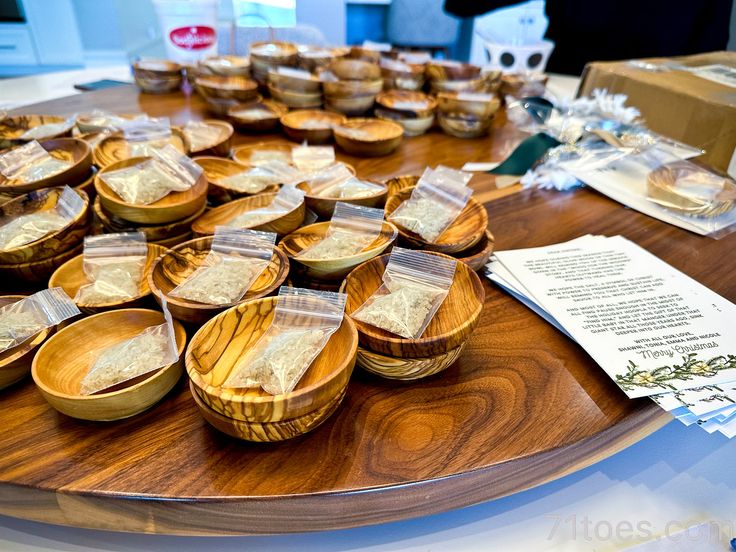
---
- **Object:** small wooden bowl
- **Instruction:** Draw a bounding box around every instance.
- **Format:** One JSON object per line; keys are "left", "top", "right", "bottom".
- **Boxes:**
{"left": 385, "top": 174, "right": 419, "bottom": 198}
{"left": 344, "top": 250, "right": 485, "bottom": 357}
{"left": 453, "top": 229, "right": 495, "bottom": 272}
{"left": 280, "top": 110, "right": 346, "bottom": 144}
{"left": 297, "top": 45, "right": 349, "bottom": 71}
{"left": 92, "top": 128, "right": 188, "bottom": 168}
{"left": 436, "top": 92, "right": 501, "bottom": 119}
{"left": 227, "top": 100, "right": 288, "bottom": 132}
{"left": 374, "top": 108, "right": 434, "bottom": 137}
{"left": 375, "top": 90, "right": 436, "bottom": 117}
{"left": 334, "top": 118, "right": 403, "bottom": 157}
{"left": 32, "top": 308, "right": 186, "bottom": 421}
{"left": 132, "top": 60, "right": 183, "bottom": 94}
{"left": 76, "top": 113, "right": 134, "bottom": 134}
{"left": 250, "top": 41, "right": 298, "bottom": 65}
{"left": 328, "top": 59, "right": 381, "bottom": 80}
{"left": 324, "top": 94, "right": 377, "bottom": 117}
{"left": 348, "top": 46, "right": 382, "bottom": 63}
{"left": 195, "top": 76, "right": 259, "bottom": 102}
{"left": 426, "top": 60, "right": 481, "bottom": 81}
{"left": 437, "top": 112, "right": 493, "bottom": 139}
{"left": 0, "top": 138, "right": 92, "bottom": 195}
{"left": 200, "top": 55, "right": 251, "bottom": 77}
{"left": 49, "top": 243, "right": 168, "bottom": 314}
{"left": 203, "top": 96, "right": 247, "bottom": 117}
{"left": 148, "top": 236, "right": 289, "bottom": 325}
{"left": 0, "top": 187, "right": 90, "bottom": 264}
{"left": 323, "top": 79, "right": 383, "bottom": 98}
{"left": 280, "top": 220, "right": 397, "bottom": 280}
{"left": 152, "top": 232, "right": 192, "bottom": 248}
{"left": 186, "top": 295, "right": 357, "bottom": 429}
{"left": 0, "top": 115, "right": 74, "bottom": 149}
{"left": 301, "top": 179, "right": 388, "bottom": 219}
{"left": 185, "top": 119, "right": 233, "bottom": 157}
{"left": 193, "top": 156, "right": 274, "bottom": 203}
{"left": 430, "top": 76, "right": 492, "bottom": 95}
{"left": 267, "top": 84, "right": 322, "bottom": 109}
{"left": 0, "top": 295, "right": 54, "bottom": 390}
{"left": 0, "top": 240, "right": 82, "bottom": 285}
{"left": 231, "top": 141, "right": 293, "bottom": 166}
{"left": 74, "top": 167, "right": 97, "bottom": 200}
{"left": 385, "top": 186, "right": 487, "bottom": 253}
{"left": 356, "top": 341, "right": 466, "bottom": 380}
{"left": 268, "top": 68, "right": 322, "bottom": 93}
{"left": 95, "top": 157, "right": 208, "bottom": 224}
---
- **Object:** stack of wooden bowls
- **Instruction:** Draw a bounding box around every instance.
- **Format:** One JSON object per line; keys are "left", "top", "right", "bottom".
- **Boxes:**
{"left": 297, "top": 45, "right": 349, "bottom": 71}
{"left": 249, "top": 41, "right": 298, "bottom": 85}
{"left": 194, "top": 75, "right": 260, "bottom": 116}
{"left": 132, "top": 60, "right": 183, "bottom": 94}
{"left": 267, "top": 67, "right": 323, "bottom": 109}
{"left": 321, "top": 59, "right": 383, "bottom": 116}
{"left": 227, "top": 99, "right": 289, "bottom": 133}
{"left": 426, "top": 61, "right": 501, "bottom": 95}
{"left": 185, "top": 296, "right": 359, "bottom": 441}
{"left": 379, "top": 57, "right": 425, "bottom": 91}
{"left": 436, "top": 92, "right": 501, "bottom": 138}
{"left": 374, "top": 90, "right": 437, "bottom": 136}
{"left": 0, "top": 115, "right": 75, "bottom": 149}
{"left": 199, "top": 55, "right": 251, "bottom": 78}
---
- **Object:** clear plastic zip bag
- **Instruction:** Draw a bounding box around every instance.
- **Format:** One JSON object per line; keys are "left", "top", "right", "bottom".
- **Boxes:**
{"left": 78, "top": 109, "right": 129, "bottom": 131}
{"left": 79, "top": 299, "right": 179, "bottom": 395}
{"left": 227, "top": 184, "right": 305, "bottom": 228}
{"left": 120, "top": 116, "right": 173, "bottom": 157}
{"left": 352, "top": 247, "right": 456, "bottom": 338}
{"left": 292, "top": 144, "right": 335, "bottom": 172}
{"left": 0, "top": 186, "right": 85, "bottom": 251}
{"left": 170, "top": 227, "right": 277, "bottom": 305}
{"left": 183, "top": 121, "right": 225, "bottom": 152}
{"left": 0, "top": 288, "right": 80, "bottom": 354}
{"left": 219, "top": 160, "right": 302, "bottom": 194}
{"left": 74, "top": 232, "right": 148, "bottom": 305}
{"left": 19, "top": 114, "right": 76, "bottom": 141}
{"left": 223, "top": 287, "right": 347, "bottom": 395}
{"left": 0, "top": 140, "right": 72, "bottom": 184}
{"left": 298, "top": 202, "right": 385, "bottom": 260}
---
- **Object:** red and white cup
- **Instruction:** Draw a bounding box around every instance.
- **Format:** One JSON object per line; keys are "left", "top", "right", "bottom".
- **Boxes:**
{"left": 153, "top": 0, "right": 219, "bottom": 63}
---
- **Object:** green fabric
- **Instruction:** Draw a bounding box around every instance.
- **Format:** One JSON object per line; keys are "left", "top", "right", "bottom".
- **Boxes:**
{"left": 490, "top": 133, "right": 561, "bottom": 176}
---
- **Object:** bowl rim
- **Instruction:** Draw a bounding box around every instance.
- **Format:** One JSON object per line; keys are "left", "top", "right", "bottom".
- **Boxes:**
{"left": 267, "top": 83, "right": 323, "bottom": 100}
{"left": 226, "top": 99, "right": 288, "bottom": 123}
{"left": 194, "top": 75, "right": 258, "bottom": 92}
{"left": 301, "top": 176, "right": 387, "bottom": 202}
{"left": 375, "top": 90, "right": 437, "bottom": 113}
{"left": 0, "top": 115, "right": 76, "bottom": 141}
{"left": 280, "top": 109, "right": 346, "bottom": 130}
{"left": 231, "top": 141, "right": 294, "bottom": 165}
{"left": 333, "top": 117, "right": 404, "bottom": 143}
{"left": 185, "top": 119, "right": 234, "bottom": 154}
{"left": 0, "top": 294, "right": 53, "bottom": 368}
{"left": 0, "top": 137, "right": 92, "bottom": 191}
{"left": 249, "top": 40, "right": 298, "bottom": 59}
{"left": 133, "top": 59, "right": 182, "bottom": 72}
{"left": 92, "top": 129, "right": 188, "bottom": 167}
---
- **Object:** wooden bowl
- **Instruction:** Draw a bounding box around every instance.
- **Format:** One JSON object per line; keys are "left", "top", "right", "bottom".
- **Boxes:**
{"left": 92, "top": 128, "right": 188, "bottom": 168}
{"left": 385, "top": 186, "right": 487, "bottom": 253}
{"left": 297, "top": 45, "right": 349, "bottom": 71}
{"left": 250, "top": 41, "right": 298, "bottom": 64}
{"left": 148, "top": 236, "right": 289, "bottom": 325}
{"left": 203, "top": 96, "right": 247, "bottom": 117}
{"left": 152, "top": 232, "right": 192, "bottom": 248}
{"left": 76, "top": 113, "right": 134, "bottom": 134}
{"left": 186, "top": 295, "right": 357, "bottom": 428}
{"left": 95, "top": 157, "right": 208, "bottom": 224}
{"left": 280, "top": 220, "right": 397, "bottom": 280}
{"left": 200, "top": 55, "right": 251, "bottom": 77}
{"left": 454, "top": 229, "right": 495, "bottom": 272}
{"left": 132, "top": 60, "right": 183, "bottom": 94}
{"left": 380, "top": 59, "right": 425, "bottom": 90}
{"left": 430, "top": 76, "right": 492, "bottom": 95}
{"left": 348, "top": 46, "right": 382, "bottom": 63}
{"left": 437, "top": 112, "right": 493, "bottom": 139}
{"left": 0, "top": 187, "right": 90, "bottom": 264}
{"left": 344, "top": 251, "right": 485, "bottom": 357}
{"left": 0, "top": 240, "right": 82, "bottom": 285}
{"left": 231, "top": 140, "right": 294, "bottom": 166}
{"left": 185, "top": 119, "right": 233, "bottom": 157}
{"left": 374, "top": 108, "right": 434, "bottom": 137}
{"left": 500, "top": 72, "right": 548, "bottom": 98}
{"left": 195, "top": 76, "right": 259, "bottom": 102}
{"left": 328, "top": 59, "right": 381, "bottom": 80}
{"left": 375, "top": 90, "right": 436, "bottom": 117}
{"left": 32, "top": 309, "right": 186, "bottom": 421}
{"left": 322, "top": 79, "right": 383, "bottom": 98}
{"left": 385, "top": 174, "right": 419, "bottom": 198}
{"left": 324, "top": 94, "right": 377, "bottom": 116}
{"left": 356, "top": 341, "right": 466, "bottom": 380}
{"left": 74, "top": 166, "right": 98, "bottom": 200}
{"left": 194, "top": 156, "right": 275, "bottom": 203}
{"left": 301, "top": 179, "right": 388, "bottom": 219}
{"left": 0, "top": 115, "right": 74, "bottom": 149}
{"left": 227, "top": 100, "right": 288, "bottom": 132}
{"left": 0, "top": 138, "right": 92, "bottom": 195}
{"left": 280, "top": 110, "right": 346, "bottom": 144}
{"left": 0, "top": 295, "right": 54, "bottom": 390}
{"left": 267, "top": 84, "right": 322, "bottom": 109}
{"left": 334, "top": 118, "right": 403, "bottom": 157}
{"left": 426, "top": 60, "right": 481, "bottom": 81}
{"left": 436, "top": 92, "right": 501, "bottom": 119}
{"left": 268, "top": 67, "right": 322, "bottom": 93}
{"left": 49, "top": 243, "right": 168, "bottom": 314}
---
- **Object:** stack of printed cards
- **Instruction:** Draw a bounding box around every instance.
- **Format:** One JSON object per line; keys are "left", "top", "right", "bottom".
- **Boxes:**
{"left": 486, "top": 235, "right": 736, "bottom": 437}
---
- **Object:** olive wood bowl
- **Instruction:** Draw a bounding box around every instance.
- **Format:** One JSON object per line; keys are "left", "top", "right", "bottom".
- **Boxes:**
{"left": 374, "top": 108, "right": 434, "bottom": 137}
{"left": 76, "top": 113, "right": 134, "bottom": 134}
{"left": 185, "top": 119, "right": 233, "bottom": 157}
{"left": 132, "top": 60, "right": 183, "bottom": 93}
{"left": 324, "top": 94, "right": 377, "bottom": 117}
{"left": 193, "top": 156, "right": 277, "bottom": 204}
{"left": 280, "top": 110, "right": 346, "bottom": 144}
{"left": 385, "top": 174, "right": 419, "bottom": 198}
{"left": 323, "top": 78, "right": 383, "bottom": 98}
{"left": 0, "top": 115, "right": 74, "bottom": 149}
{"left": 375, "top": 90, "right": 437, "bottom": 117}
{"left": 356, "top": 341, "right": 467, "bottom": 380}
{"left": 249, "top": 41, "right": 298, "bottom": 65}
{"left": 301, "top": 178, "right": 387, "bottom": 219}
{"left": 92, "top": 128, "right": 188, "bottom": 168}
{"left": 268, "top": 67, "right": 322, "bottom": 93}
{"left": 437, "top": 112, "right": 493, "bottom": 139}
{"left": 227, "top": 100, "right": 288, "bottom": 132}
{"left": 426, "top": 60, "right": 481, "bottom": 81}
{"left": 454, "top": 229, "right": 495, "bottom": 272}
{"left": 0, "top": 241, "right": 82, "bottom": 284}
{"left": 195, "top": 76, "right": 259, "bottom": 102}
{"left": 436, "top": 92, "right": 501, "bottom": 119}
{"left": 200, "top": 55, "right": 251, "bottom": 77}
{"left": 267, "top": 85, "right": 322, "bottom": 109}
{"left": 334, "top": 118, "right": 403, "bottom": 157}
{"left": 152, "top": 232, "right": 192, "bottom": 248}
{"left": 328, "top": 59, "right": 381, "bottom": 80}
{"left": 297, "top": 45, "right": 349, "bottom": 71}
{"left": 231, "top": 140, "right": 293, "bottom": 166}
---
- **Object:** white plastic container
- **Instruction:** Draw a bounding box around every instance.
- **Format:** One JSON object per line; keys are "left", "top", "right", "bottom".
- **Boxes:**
{"left": 153, "top": 0, "right": 219, "bottom": 63}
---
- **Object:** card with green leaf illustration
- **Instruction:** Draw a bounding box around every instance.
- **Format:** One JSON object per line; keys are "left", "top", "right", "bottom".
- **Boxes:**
{"left": 656, "top": 383, "right": 736, "bottom": 416}
{"left": 493, "top": 235, "right": 736, "bottom": 398}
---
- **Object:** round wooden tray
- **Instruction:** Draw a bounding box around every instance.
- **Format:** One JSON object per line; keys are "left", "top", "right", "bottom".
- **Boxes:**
{"left": 0, "top": 87, "right": 698, "bottom": 536}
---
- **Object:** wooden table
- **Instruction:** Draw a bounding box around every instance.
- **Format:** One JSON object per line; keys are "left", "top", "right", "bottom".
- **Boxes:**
{"left": 3, "top": 85, "right": 726, "bottom": 536}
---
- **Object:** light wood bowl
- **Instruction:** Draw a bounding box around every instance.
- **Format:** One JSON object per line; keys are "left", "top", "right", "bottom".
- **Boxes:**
{"left": 250, "top": 41, "right": 298, "bottom": 65}
{"left": 436, "top": 92, "right": 501, "bottom": 119}
{"left": 356, "top": 341, "right": 466, "bottom": 380}
{"left": 280, "top": 220, "right": 397, "bottom": 280}
{"left": 323, "top": 79, "right": 383, "bottom": 98}
{"left": 385, "top": 174, "right": 419, "bottom": 198}
{"left": 95, "top": 156, "right": 208, "bottom": 224}
{"left": 132, "top": 60, "right": 183, "bottom": 94}
{"left": 301, "top": 178, "right": 387, "bottom": 219}
{"left": 148, "top": 236, "right": 289, "bottom": 325}
{"left": 186, "top": 295, "right": 357, "bottom": 428}
{"left": 385, "top": 186, "right": 487, "bottom": 253}
{"left": 0, "top": 295, "right": 54, "bottom": 390}
{"left": 49, "top": 243, "right": 168, "bottom": 314}
{"left": 324, "top": 94, "right": 377, "bottom": 116}
{"left": 0, "top": 187, "right": 90, "bottom": 264}
{"left": 267, "top": 84, "right": 322, "bottom": 109}
{"left": 454, "top": 229, "right": 495, "bottom": 272}
{"left": 194, "top": 156, "right": 275, "bottom": 204}
{"left": 32, "top": 308, "right": 186, "bottom": 421}
{"left": 374, "top": 108, "right": 434, "bottom": 137}
{"left": 426, "top": 60, "right": 481, "bottom": 81}
{"left": 227, "top": 100, "right": 288, "bottom": 132}
{"left": 500, "top": 72, "right": 548, "bottom": 98}
{"left": 92, "top": 128, "right": 188, "bottom": 168}
{"left": 430, "top": 76, "right": 494, "bottom": 95}
{"left": 344, "top": 250, "right": 484, "bottom": 357}
{"left": 280, "top": 110, "right": 346, "bottom": 144}
{"left": 297, "top": 45, "right": 349, "bottom": 71}
{"left": 328, "top": 59, "right": 381, "bottom": 80}
{"left": 334, "top": 118, "right": 403, "bottom": 157}
{"left": 268, "top": 68, "right": 322, "bottom": 93}
{"left": 200, "top": 55, "right": 251, "bottom": 77}
{"left": 375, "top": 90, "right": 436, "bottom": 117}
{"left": 0, "top": 115, "right": 74, "bottom": 149}
{"left": 437, "top": 112, "right": 493, "bottom": 139}
{"left": 381, "top": 73, "right": 425, "bottom": 91}
{"left": 0, "top": 241, "right": 82, "bottom": 285}
{"left": 74, "top": 166, "right": 97, "bottom": 201}
{"left": 0, "top": 138, "right": 92, "bottom": 195}
{"left": 231, "top": 140, "right": 293, "bottom": 166}
{"left": 195, "top": 75, "right": 259, "bottom": 102}
{"left": 185, "top": 119, "right": 233, "bottom": 157}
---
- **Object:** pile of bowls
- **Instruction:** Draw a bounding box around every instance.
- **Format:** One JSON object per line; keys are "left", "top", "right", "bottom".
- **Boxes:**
{"left": 426, "top": 61, "right": 500, "bottom": 95}
{"left": 379, "top": 57, "right": 425, "bottom": 91}
{"left": 249, "top": 41, "right": 298, "bottom": 85}
{"left": 199, "top": 55, "right": 251, "bottom": 78}
{"left": 297, "top": 45, "right": 349, "bottom": 71}
{"left": 267, "top": 66, "right": 322, "bottom": 109}
{"left": 321, "top": 59, "right": 383, "bottom": 116}
{"left": 435, "top": 91, "right": 501, "bottom": 138}
{"left": 0, "top": 115, "right": 75, "bottom": 149}
{"left": 194, "top": 75, "right": 260, "bottom": 116}
{"left": 375, "top": 90, "right": 436, "bottom": 136}
{"left": 132, "top": 60, "right": 183, "bottom": 94}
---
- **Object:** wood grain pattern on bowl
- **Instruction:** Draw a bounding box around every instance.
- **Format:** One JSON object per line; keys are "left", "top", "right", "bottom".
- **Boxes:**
{"left": 436, "top": 92, "right": 501, "bottom": 119}
{"left": 95, "top": 156, "right": 208, "bottom": 224}
{"left": 267, "top": 85, "right": 322, "bottom": 109}
{"left": 200, "top": 55, "right": 251, "bottom": 77}
{"left": 280, "top": 110, "right": 346, "bottom": 144}
{"left": 148, "top": 236, "right": 289, "bottom": 325}
{"left": 297, "top": 45, "right": 349, "bottom": 71}
{"left": 186, "top": 119, "right": 233, "bottom": 157}
{"left": 0, "top": 115, "right": 74, "bottom": 149}
{"left": 92, "top": 128, "right": 188, "bottom": 168}
{"left": 374, "top": 108, "right": 434, "bottom": 137}
{"left": 426, "top": 60, "right": 481, "bottom": 81}
{"left": 74, "top": 166, "right": 98, "bottom": 201}
{"left": 333, "top": 118, "right": 403, "bottom": 157}
{"left": 195, "top": 76, "right": 259, "bottom": 102}
{"left": 301, "top": 178, "right": 387, "bottom": 219}
{"left": 437, "top": 112, "right": 493, "bottom": 139}
{"left": 328, "top": 59, "right": 381, "bottom": 81}
{"left": 385, "top": 186, "right": 488, "bottom": 253}
{"left": 323, "top": 79, "right": 383, "bottom": 98}
{"left": 132, "top": 60, "right": 183, "bottom": 94}
{"left": 268, "top": 68, "right": 322, "bottom": 93}
{"left": 375, "top": 90, "right": 436, "bottom": 117}
{"left": 453, "top": 229, "right": 495, "bottom": 272}
{"left": 231, "top": 140, "right": 293, "bottom": 166}
{"left": 324, "top": 95, "right": 377, "bottom": 117}
{"left": 185, "top": 295, "right": 358, "bottom": 425}
{"left": 384, "top": 174, "right": 419, "bottom": 198}
{"left": 227, "top": 100, "right": 288, "bottom": 132}
{"left": 193, "top": 156, "right": 277, "bottom": 204}
{"left": 32, "top": 308, "right": 186, "bottom": 421}
{"left": 356, "top": 341, "right": 466, "bottom": 380}
{"left": 250, "top": 41, "right": 298, "bottom": 64}
{"left": 0, "top": 241, "right": 82, "bottom": 285}
{"left": 49, "top": 243, "right": 168, "bottom": 314}
{"left": 0, "top": 187, "right": 89, "bottom": 264}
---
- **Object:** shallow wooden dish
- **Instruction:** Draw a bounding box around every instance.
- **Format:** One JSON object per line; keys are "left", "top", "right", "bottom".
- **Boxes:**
{"left": 436, "top": 92, "right": 501, "bottom": 119}
{"left": 454, "top": 229, "right": 495, "bottom": 272}
{"left": 426, "top": 60, "right": 481, "bottom": 81}
{"left": 194, "top": 156, "right": 277, "bottom": 203}
{"left": 186, "top": 295, "right": 358, "bottom": 426}
{"left": 185, "top": 119, "right": 233, "bottom": 157}
{"left": 430, "top": 76, "right": 493, "bottom": 95}
{"left": 356, "top": 341, "right": 466, "bottom": 380}
{"left": 231, "top": 141, "right": 293, "bottom": 166}
{"left": 280, "top": 110, "right": 346, "bottom": 144}
{"left": 0, "top": 138, "right": 92, "bottom": 195}
{"left": 385, "top": 186, "right": 487, "bottom": 253}
{"left": 438, "top": 112, "right": 493, "bottom": 139}
{"left": 32, "top": 308, "right": 186, "bottom": 421}
{"left": 374, "top": 108, "right": 434, "bottom": 137}
{"left": 344, "top": 250, "right": 485, "bottom": 357}
{"left": 227, "top": 100, "right": 288, "bottom": 132}
{"left": 301, "top": 178, "right": 387, "bottom": 219}
{"left": 0, "top": 295, "right": 54, "bottom": 390}
{"left": 0, "top": 187, "right": 89, "bottom": 264}
{"left": 95, "top": 156, "right": 208, "bottom": 224}
{"left": 92, "top": 128, "right": 188, "bottom": 168}
{"left": 334, "top": 118, "right": 403, "bottom": 157}
{"left": 0, "top": 115, "right": 74, "bottom": 149}
{"left": 323, "top": 79, "right": 383, "bottom": 98}
{"left": 133, "top": 60, "right": 183, "bottom": 94}
{"left": 280, "top": 220, "right": 397, "bottom": 280}
{"left": 0, "top": 240, "right": 81, "bottom": 285}
{"left": 375, "top": 90, "right": 436, "bottom": 117}
{"left": 49, "top": 243, "right": 168, "bottom": 314}
{"left": 328, "top": 59, "right": 381, "bottom": 81}
{"left": 324, "top": 94, "right": 377, "bottom": 116}
{"left": 348, "top": 46, "right": 382, "bottom": 63}
{"left": 191, "top": 190, "right": 305, "bottom": 237}
{"left": 148, "top": 236, "right": 289, "bottom": 325}
{"left": 195, "top": 76, "right": 259, "bottom": 102}
{"left": 250, "top": 41, "right": 298, "bottom": 65}
{"left": 200, "top": 55, "right": 251, "bottom": 77}
{"left": 267, "top": 84, "right": 322, "bottom": 109}
{"left": 268, "top": 68, "right": 321, "bottom": 93}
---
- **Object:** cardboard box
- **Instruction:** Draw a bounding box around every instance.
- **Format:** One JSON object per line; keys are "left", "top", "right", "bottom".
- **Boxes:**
{"left": 578, "top": 52, "right": 736, "bottom": 177}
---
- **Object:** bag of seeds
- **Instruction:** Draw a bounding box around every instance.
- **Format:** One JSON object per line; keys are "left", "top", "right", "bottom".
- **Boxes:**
{"left": 305, "top": 163, "right": 385, "bottom": 199}
{"left": 0, "top": 186, "right": 85, "bottom": 251}
{"left": 100, "top": 144, "right": 202, "bottom": 205}
{"left": 227, "top": 184, "right": 305, "bottom": 229}
{"left": 79, "top": 109, "right": 128, "bottom": 131}
{"left": 79, "top": 300, "right": 179, "bottom": 395}
{"left": 224, "top": 287, "right": 347, "bottom": 395}
{"left": 298, "top": 202, "right": 385, "bottom": 260}
{"left": 352, "top": 247, "right": 456, "bottom": 338}
{"left": 291, "top": 144, "right": 335, "bottom": 172}
{"left": 0, "top": 288, "right": 80, "bottom": 354}
{"left": 219, "top": 160, "right": 302, "bottom": 194}
{"left": 183, "top": 121, "right": 224, "bottom": 152}
{"left": 170, "top": 227, "right": 276, "bottom": 305}
{"left": 120, "top": 116, "right": 172, "bottom": 157}
{"left": 0, "top": 140, "right": 72, "bottom": 184}
{"left": 74, "top": 232, "right": 148, "bottom": 305}
{"left": 19, "top": 114, "right": 76, "bottom": 141}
